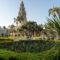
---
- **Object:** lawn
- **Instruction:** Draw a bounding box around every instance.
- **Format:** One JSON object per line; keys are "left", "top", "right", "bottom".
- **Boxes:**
{"left": 0, "top": 39, "right": 60, "bottom": 60}
{"left": 0, "top": 44, "right": 60, "bottom": 60}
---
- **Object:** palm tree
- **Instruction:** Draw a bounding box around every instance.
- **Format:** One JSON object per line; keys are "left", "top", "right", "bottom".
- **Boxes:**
{"left": 47, "top": 16, "right": 60, "bottom": 39}
{"left": 49, "top": 7, "right": 60, "bottom": 18}
{"left": 48, "top": 7, "right": 60, "bottom": 34}
{"left": 45, "top": 23, "right": 57, "bottom": 40}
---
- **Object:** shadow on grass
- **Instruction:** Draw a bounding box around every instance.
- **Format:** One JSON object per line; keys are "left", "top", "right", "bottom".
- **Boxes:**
{"left": 0, "top": 57, "right": 4, "bottom": 60}
{"left": 9, "top": 57, "right": 17, "bottom": 60}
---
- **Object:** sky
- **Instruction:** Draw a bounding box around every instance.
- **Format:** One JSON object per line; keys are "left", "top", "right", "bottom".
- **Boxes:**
{"left": 0, "top": 0, "right": 60, "bottom": 27}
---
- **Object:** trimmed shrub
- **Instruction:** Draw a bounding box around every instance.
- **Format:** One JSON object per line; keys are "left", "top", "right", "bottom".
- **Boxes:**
{"left": 0, "top": 40, "right": 55, "bottom": 52}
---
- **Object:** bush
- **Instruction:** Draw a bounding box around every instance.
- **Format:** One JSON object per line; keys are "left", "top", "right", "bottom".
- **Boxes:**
{"left": 0, "top": 40, "right": 60, "bottom": 60}
{"left": 0, "top": 40, "right": 55, "bottom": 52}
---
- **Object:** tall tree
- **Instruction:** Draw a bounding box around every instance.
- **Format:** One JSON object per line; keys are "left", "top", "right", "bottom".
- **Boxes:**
{"left": 20, "top": 21, "right": 43, "bottom": 36}
{"left": 49, "top": 7, "right": 60, "bottom": 18}
{"left": 47, "top": 7, "right": 60, "bottom": 39}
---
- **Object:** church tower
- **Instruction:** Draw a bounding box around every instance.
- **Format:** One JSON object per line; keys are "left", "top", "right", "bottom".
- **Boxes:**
{"left": 16, "top": 1, "right": 27, "bottom": 28}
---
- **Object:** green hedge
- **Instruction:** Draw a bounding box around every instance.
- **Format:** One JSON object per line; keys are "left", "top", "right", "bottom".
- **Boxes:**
{"left": 0, "top": 38, "right": 13, "bottom": 43}
{"left": 0, "top": 40, "right": 56, "bottom": 52}
{"left": 0, "top": 45, "right": 60, "bottom": 60}
{"left": 0, "top": 40, "right": 60, "bottom": 60}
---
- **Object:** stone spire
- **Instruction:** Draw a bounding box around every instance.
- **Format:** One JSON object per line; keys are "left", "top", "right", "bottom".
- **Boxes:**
{"left": 16, "top": 1, "right": 27, "bottom": 28}
{"left": 18, "top": 1, "right": 27, "bottom": 22}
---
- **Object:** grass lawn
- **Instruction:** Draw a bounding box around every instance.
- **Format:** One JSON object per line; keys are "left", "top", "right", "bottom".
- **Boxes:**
{"left": 0, "top": 45, "right": 59, "bottom": 60}
{"left": 0, "top": 38, "right": 60, "bottom": 60}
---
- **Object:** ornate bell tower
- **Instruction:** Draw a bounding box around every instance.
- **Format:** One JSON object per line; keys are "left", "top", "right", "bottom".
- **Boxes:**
{"left": 16, "top": 0, "right": 27, "bottom": 28}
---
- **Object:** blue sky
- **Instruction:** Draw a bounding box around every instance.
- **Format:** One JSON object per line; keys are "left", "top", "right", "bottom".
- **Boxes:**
{"left": 0, "top": 0, "right": 60, "bottom": 27}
